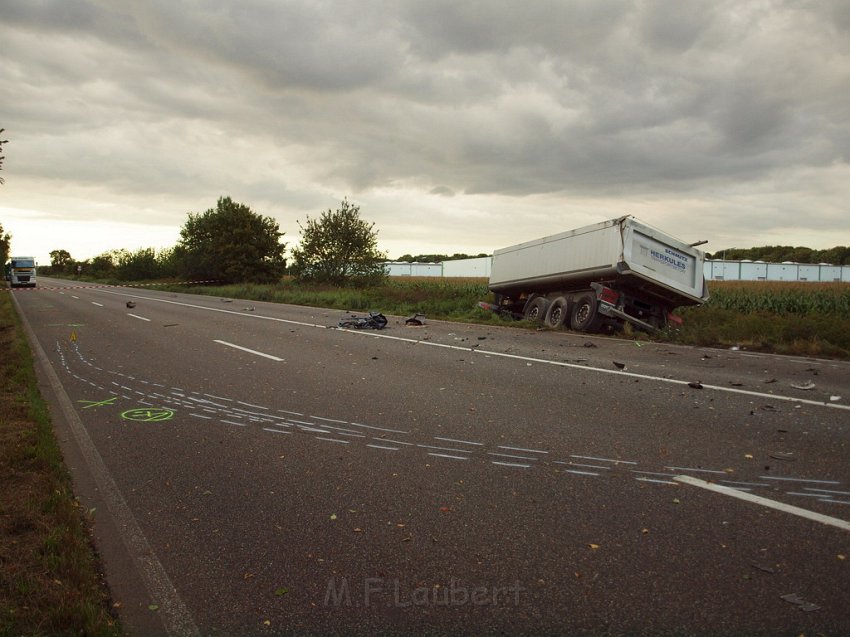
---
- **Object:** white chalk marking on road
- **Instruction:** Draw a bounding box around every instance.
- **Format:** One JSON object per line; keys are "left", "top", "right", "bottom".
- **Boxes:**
{"left": 297, "top": 426, "right": 333, "bottom": 434}
{"left": 204, "top": 393, "right": 232, "bottom": 402}
{"left": 318, "top": 424, "right": 363, "bottom": 435}
{"left": 720, "top": 480, "right": 771, "bottom": 488}
{"left": 190, "top": 413, "right": 213, "bottom": 420}
{"left": 278, "top": 409, "right": 303, "bottom": 416}
{"left": 220, "top": 420, "right": 247, "bottom": 427}
{"left": 785, "top": 492, "right": 824, "bottom": 498}
{"left": 488, "top": 452, "right": 538, "bottom": 461}
{"left": 331, "top": 431, "right": 367, "bottom": 438}
{"left": 312, "top": 416, "right": 350, "bottom": 424}
{"left": 497, "top": 445, "right": 548, "bottom": 454}
{"left": 417, "top": 444, "right": 472, "bottom": 454}
{"left": 674, "top": 475, "right": 850, "bottom": 532}
{"left": 285, "top": 418, "right": 316, "bottom": 426}
{"left": 127, "top": 313, "right": 151, "bottom": 322}
{"left": 427, "top": 452, "right": 469, "bottom": 461}
{"left": 491, "top": 461, "right": 532, "bottom": 468}
{"left": 213, "top": 340, "right": 283, "bottom": 361}
{"left": 562, "top": 469, "right": 601, "bottom": 477}
{"left": 821, "top": 499, "right": 850, "bottom": 505}
{"left": 556, "top": 461, "right": 611, "bottom": 470}
{"left": 367, "top": 444, "right": 400, "bottom": 451}
{"left": 237, "top": 401, "right": 268, "bottom": 410}
{"left": 434, "top": 437, "right": 484, "bottom": 446}
{"left": 346, "top": 422, "right": 410, "bottom": 435}
{"left": 263, "top": 427, "right": 292, "bottom": 435}
{"left": 665, "top": 466, "right": 728, "bottom": 475}
{"left": 635, "top": 477, "right": 680, "bottom": 485}
{"left": 91, "top": 302, "right": 103, "bottom": 307}
{"left": 572, "top": 454, "right": 637, "bottom": 465}
{"left": 803, "top": 488, "right": 850, "bottom": 496}
{"left": 378, "top": 438, "right": 415, "bottom": 447}
{"left": 316, "top": 436, "right": 349, "bottom": 444}
{"left": 759, "top": 476, "right": 841, "bottom": 485}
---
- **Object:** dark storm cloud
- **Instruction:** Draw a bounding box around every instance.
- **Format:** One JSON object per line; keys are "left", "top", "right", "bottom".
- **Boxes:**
{"left": 1, "top": 0, "right": 848, "bottom": 256}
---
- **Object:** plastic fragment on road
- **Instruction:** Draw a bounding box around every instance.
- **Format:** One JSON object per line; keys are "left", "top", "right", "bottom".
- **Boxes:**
{"left": 790, "top": 381, "right": 816, "bottom": 390}
{"left": 612, "top": 361, "right": 626, "bottom": 370}
{"left": 830, "top": 395, "right": 842, "bottom": 402}
{"left": 780, "top": 593, "right": 820, "bottom": 612}
{"left": 688, "top": 381, "right": 703, "bottom": 389}
{"left": 769, "top": 452, "right": 795, "bottom": 461}
{"left": 126, "top": 301, "right": 136, "bottom": 308}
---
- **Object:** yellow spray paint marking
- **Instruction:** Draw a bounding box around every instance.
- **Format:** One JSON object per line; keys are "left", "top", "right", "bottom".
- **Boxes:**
{"left": 78, "top": 397, "right": 118, "bottom": 409}
{"left": 70, "top": 330, "right": 77, "bottom": 342}
{"left": 121, "top": 408, "right": 175, "bottom": 422}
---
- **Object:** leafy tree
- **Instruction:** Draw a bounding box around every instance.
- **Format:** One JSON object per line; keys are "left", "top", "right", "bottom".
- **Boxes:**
{"left": 114, "top": 248, "right": 162, "bottom": 281}
{"left": 0, "top": 222, "right": 10, "bottom": 265}
{"left": 178, "top": 196, "right": 286, "bottom": 283}
{"left": 291, "top": 199, "right": 387, "bottom": 286}
{"left": 87, "top": 252, "right": 116, "bottom": 278}
{"left": 50, "top": 249, "right": 73, "bottom": 273}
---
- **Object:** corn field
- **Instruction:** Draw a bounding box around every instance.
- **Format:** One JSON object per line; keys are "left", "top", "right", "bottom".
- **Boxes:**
{"left": 703, "top": 281, "right": 850, "bottom": 316}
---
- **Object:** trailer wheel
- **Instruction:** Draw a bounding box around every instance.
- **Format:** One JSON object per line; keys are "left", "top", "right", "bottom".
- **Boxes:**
{"left": 570, "top": 293, "right": 604, "bottom": 332}
{"left": 523, "top": 297, "right": 549, "bottom": 322}
{"left": 544, "top": 296, "right": 571, "bottom": 328}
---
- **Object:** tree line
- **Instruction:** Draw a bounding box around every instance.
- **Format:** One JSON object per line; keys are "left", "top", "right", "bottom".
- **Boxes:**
{"left": 706, "top": 245, "right": 850, "bottom": 265}
{"left": 39, "top": 197, "right": 387, "bottom": 286}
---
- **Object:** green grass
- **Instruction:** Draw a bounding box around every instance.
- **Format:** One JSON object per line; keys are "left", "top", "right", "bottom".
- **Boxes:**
{"left": 670, "top": 282, "right": 850, "bottom": 357}
{"left": 0, "top": 290, "right": 122, "bottom": 637}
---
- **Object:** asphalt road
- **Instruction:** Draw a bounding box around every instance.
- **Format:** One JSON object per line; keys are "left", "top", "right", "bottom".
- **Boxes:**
{"left": 11, "top": 277, "right": 850, "bottom": 636}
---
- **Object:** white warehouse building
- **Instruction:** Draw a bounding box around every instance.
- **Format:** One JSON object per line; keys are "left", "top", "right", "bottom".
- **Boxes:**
{"left": 386, "top": 257, "right": 849, "bottom": 283}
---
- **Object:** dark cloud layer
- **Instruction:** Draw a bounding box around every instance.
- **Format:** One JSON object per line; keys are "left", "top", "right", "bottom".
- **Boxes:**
{"left": 1, "top": 0, "right": 848, "bottom": 259}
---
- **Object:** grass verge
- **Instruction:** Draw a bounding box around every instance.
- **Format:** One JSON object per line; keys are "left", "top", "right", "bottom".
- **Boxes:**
{"left": 0, "top": 290, "right": 121, "bottom": 637}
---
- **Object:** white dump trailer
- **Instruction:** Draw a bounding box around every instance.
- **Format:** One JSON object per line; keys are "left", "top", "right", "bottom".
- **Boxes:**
{"left": 489, "top": 216, "right": 709, "bottom": 332}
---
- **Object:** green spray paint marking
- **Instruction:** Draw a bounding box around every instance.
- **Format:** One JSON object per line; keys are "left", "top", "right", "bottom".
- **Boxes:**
{"left": 78, "top": 397, "right": 118, "bottom": 409}
{"left": 121, "top": 408, "right": 175, "bottom": 422}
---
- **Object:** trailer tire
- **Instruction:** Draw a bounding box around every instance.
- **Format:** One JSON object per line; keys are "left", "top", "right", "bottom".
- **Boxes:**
{"left": 544, "top": 296, "right": 571, "bottom": 328}
{"left": 570, "top": 293, "right": 604, "bottom": 332}
{"left": 523, "top": 297, "right": 549, "bottom": 322}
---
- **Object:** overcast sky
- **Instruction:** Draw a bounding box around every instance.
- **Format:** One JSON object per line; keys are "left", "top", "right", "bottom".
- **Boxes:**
{"left": 2, "top": 0, "right": 849, "bottom": 265}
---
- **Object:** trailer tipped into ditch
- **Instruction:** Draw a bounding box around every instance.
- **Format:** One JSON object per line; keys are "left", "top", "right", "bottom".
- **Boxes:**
{"left": 488, "top": 216, "right": 709, "bottom": 333}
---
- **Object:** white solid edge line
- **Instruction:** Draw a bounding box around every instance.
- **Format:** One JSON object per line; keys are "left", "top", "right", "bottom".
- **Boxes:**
{"left": 213, "top": 339, "right": 283, "bottom": 361}
{"left": 674, "top": 475, "right": 850, "bottom": 532}
{"left": 127, "top": 313, "right": 151, "bottom": 321}
{"left": 12, "top": 294, "right": 200, "bottom": 636}
{"left": 96, "top": 288, "right": 850, "bottom": 412}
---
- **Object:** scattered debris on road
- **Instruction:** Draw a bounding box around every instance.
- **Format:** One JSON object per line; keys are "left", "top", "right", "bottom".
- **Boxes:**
{"left": 612, "top": 361, "right": 626, "bottom": 370}
{"left": 338, "top": 312, "right": 388, "bottom": 330}
{"left": 126, "top": 301, "right": 136, "bottom": 308}
{"left": 688, "top": 381, "right": 704, "bottom": 389}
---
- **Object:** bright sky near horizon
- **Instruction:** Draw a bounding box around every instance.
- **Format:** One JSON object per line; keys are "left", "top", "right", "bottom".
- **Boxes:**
{"left": 1, "top": 1, "right": 849, "bottom": 266}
